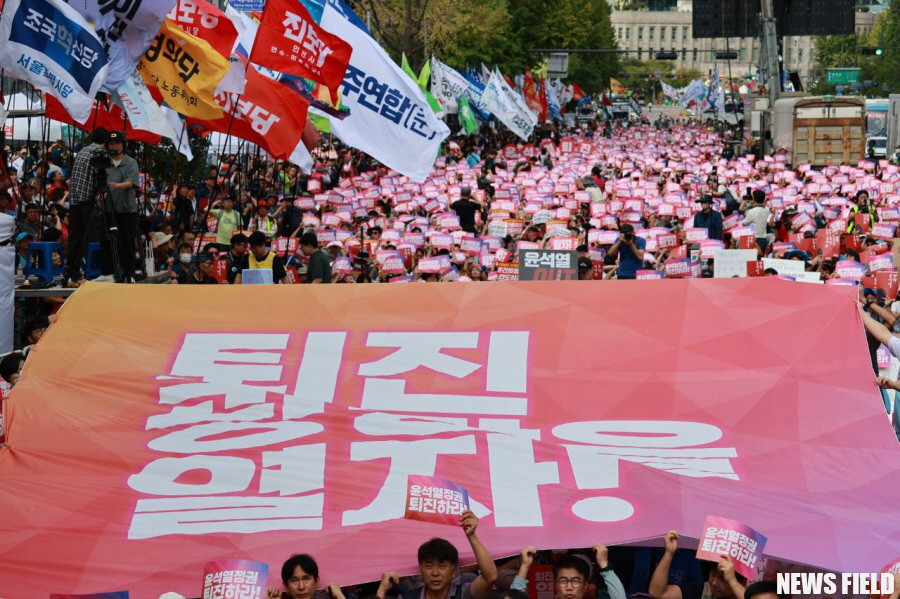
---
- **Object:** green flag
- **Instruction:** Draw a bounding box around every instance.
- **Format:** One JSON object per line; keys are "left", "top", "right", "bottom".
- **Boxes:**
{"left": 417, "top": 58, "right": 431, "bottom": 91}
{"left": 401, "top": 53, "right": 417, "bottom": 83}
{"left": 458, "top": 93, "right": 477, "bottom": 135}
{"left": 425, "top": 89, "right": 444, "bottom": 116}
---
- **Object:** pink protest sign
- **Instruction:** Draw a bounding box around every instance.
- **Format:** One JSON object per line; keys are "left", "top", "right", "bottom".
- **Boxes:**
{"left": 202, "top": 559, "right": 267, "bottom": 599}
{"left": 881, "top": 558, "right": 900, "bottom": 598}
{"left": 51, "top": 594, "right": 129, "bottom": 599}
{"left": 405, "top": 475, "right": 470, "bottom": 526}
{"left": 696, "top": 516, "right": 767, "bottom": 580}
{"left": 836, "top": 260, "right": 866, "bottom": 281}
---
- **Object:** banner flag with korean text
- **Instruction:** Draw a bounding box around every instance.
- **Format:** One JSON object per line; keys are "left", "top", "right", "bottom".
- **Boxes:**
{"left": 545, "top": 78, "right": 562, "bottom": 122}
{"left": 522, "top": 67, "right": 542, "bottom": 114}
{"left": 0, "top": 0, "right": 109, "bottom": 123}
{"left": 482, "top": 69, "right": 536, "bottom": 141}
{"left": 167, "top": 0, "right": 237, "bottom": 61}
{"left": 252, "top": 0, "right": 352, "bottom": 105}
{"left": 136, "top": 18, "right": 230, "bottom": 120}
{"left": 318, "top": 1, "right": 449, "bottom": 182}
{"left": 118, "top": 69, "right": 179, "bottom": 141}
{"left": 69, "top": 0, "right": 175, "bottom": 90}
{"left": 431, "top": 57, "right": 470, "bottom": 115}
{"left": 188, "top": 66, "right": 309, "bottom": 161}
{"left": 0, "top": 280, "right": 898, "bottom": 597}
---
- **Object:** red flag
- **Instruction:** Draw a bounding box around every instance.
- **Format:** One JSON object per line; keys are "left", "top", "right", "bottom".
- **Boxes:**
{"left": 538, "top": 78, "right": 549, "bottom": 121}
{"left": 189, "top": 68, "right": 309, "bottom": 160}
{"left": 166, "top": 0, "right": 238, "bottom": 60}
{"left": 601, "top": 93, "right": 613, "bottom": 107}
{"left": 571, "top": 83, "right": 586, "bottom": 101}
{"left": 45, "top": 95, "right": 163, "bottom": 145}
{"left": 523, "top": 67, "right": 542, "bottom": 114}
{"left": 251, "top": 0, "right": 352, "bottom": 104}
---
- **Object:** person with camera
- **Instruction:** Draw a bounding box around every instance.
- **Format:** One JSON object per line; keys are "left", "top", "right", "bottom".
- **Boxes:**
{"left": 607, "top": 223, "right": 646, "bottom": 280}
{"left": 66, "top": 128, "right": 110, "bottom": 284}
{"left": 100, "top": 131, "right": 140, "bottom": 282}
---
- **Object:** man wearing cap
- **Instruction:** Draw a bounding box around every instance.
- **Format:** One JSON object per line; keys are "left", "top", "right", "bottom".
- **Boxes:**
{"left": 183, "top": 252, "right": 219, "bottom": 284}
{"left": 14, "top": 232, "right": 33, "bottom": 274}
{"left": 693, "top": 195, "right": 723, "bottom": 241}
{"left": 451, "top": 187, "right": 482, "bottom": 235}
{"left": 607, "top": 223, "right": 646, "bottom": 280}
{"left": 103, "top": 131, "right": 140, "bottom": 281}
{"left": 66, "top": 127, "right": 109, "bottom": 284}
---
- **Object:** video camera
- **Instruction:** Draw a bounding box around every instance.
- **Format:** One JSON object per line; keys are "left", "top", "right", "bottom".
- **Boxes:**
{"left": 90, "top": 148, "right": 112, "bottom": 192}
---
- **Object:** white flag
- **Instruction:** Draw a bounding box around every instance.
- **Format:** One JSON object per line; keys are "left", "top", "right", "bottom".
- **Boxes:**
{"left": 481, "top": 69, "right": 536, "bottom": 141}
{"left": 0, "top": 0, "right": 110, "bottom": 123}
{"left": 320, "top": 2, "right": 449, "bottom": 182}
{"left": 660, "top": 81, "right": 679, "bottom": 101}
{"left": 431, "top": 57, "right": 469, "bottom": 115}
{"left": 117, "top": 69, "right": 176, "bottom": 139}
{"left": 161, "top": 106, "right": 193, "bottom": 160}
{"left": 216, "top": 6, "right": 249, "bottom": 95}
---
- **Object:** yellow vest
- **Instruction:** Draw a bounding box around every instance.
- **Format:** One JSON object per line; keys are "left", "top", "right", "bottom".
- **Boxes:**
{"left": 249, "top": 251, "right": 276, "bottom": 270}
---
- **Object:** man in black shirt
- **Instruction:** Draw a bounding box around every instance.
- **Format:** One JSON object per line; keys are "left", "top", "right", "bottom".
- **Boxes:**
{"left": 184, "top": 252, "right": 219, "bottom": 284}
{"left": 450, "top": 187, "right": 481, "bottom": 235}
{"left": 225, "top": 233, "right": 249, "bottom": 284}
{"left": 693, "top": 195, "right": 724, "bottom": 241}
{"left": 299, "top": 232, "right": 332, "bottom": 284}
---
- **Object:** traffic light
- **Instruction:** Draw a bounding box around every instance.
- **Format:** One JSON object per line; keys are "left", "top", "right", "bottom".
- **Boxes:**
{"left": 655, "top": 51, "right": 678, "bottom": 60}
{"left": 861, "top": 47, "right": 884, "bottom": 56}
{"left": 714, "top": 51, "right": 738, "bottom": 60}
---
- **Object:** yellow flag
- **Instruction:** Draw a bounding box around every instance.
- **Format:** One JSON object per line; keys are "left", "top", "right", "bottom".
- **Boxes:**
{"left": 610, "top": 78, "right": 626, "bottom": 95}
{"left": 136, "top": 19, "right": 229, "bottom": 120}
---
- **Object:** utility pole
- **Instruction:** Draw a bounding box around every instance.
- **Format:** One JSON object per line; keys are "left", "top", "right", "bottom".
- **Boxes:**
{"left": 760, "top": 0, "right": 781, "bottom": 107}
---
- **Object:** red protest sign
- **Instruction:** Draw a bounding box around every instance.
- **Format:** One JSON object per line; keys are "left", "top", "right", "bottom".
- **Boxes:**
{"left": 738, "top": 236, "right": 757, "bottom": 250}
{"left": 405, "top": 475, "right": 469, "bottom": 526}
{"left": 252, "top": 0, "right": 352, "bottom": 103}
{"left": 526, "top": 565, "right": 555, "bottom": 599}
{"left": 746, "top": 261, "right": 765, "bottom": 277}
{"left": 876, "top": 270, "right": 899, "bottom": 298}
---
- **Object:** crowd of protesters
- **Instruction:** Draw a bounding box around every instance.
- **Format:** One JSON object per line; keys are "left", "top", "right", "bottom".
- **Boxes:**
{"left": 150, "top": 510, "right": 900, "bottom": 599}
{"left": 5, "top": 114, "right": 900, "bottom": 428}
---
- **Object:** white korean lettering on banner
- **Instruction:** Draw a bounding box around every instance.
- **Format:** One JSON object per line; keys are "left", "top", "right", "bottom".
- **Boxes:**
{"left": 282, "top": 11, "right": 333, "bottom": 69}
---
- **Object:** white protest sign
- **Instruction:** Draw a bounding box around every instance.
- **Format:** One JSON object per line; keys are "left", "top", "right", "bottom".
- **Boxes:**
{"left": 713, "top": 249, "right": 757, "bottom": 279}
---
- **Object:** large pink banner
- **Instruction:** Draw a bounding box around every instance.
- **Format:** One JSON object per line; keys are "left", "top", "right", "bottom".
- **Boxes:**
{"left": 0, "top": 280, "right": 899, "bottom": 597}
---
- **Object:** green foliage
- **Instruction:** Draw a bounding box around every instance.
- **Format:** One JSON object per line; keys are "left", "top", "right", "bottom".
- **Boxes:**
{"left": 350, "top": 0, "right": 619, "bottom": 92}
{"left": 136, "top": 132, "right": 210, "bottom": 188}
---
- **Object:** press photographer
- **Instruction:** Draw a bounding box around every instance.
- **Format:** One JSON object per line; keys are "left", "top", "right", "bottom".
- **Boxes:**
{"left": 101, "top": 131, "right": 140, "bottom": 282}
{"left": 66, "top": 128, "right": 109, "bottom": 284}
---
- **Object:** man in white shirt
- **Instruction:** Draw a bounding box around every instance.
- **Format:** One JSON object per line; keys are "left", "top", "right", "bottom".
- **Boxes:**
{"left": 741, "top": 190, "right": 771, "bottom": 254}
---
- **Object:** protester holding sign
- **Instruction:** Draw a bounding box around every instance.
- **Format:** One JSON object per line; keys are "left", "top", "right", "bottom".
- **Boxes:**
{"left": 649, "top": 531, "right": 747, "bottom": 599}
{"left": 379, "top": 510, "right": 497, "bottom": 599}
{"left": 607, "top": 224, "right": 646, "bottom": 280}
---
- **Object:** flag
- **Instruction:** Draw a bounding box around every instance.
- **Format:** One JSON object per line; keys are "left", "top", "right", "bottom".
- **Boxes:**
{"left": 458, "top": 92, "right": 477, "bottom": 135}
{"left": 161, "top": 106, "right": 194, "bottom": 160}
{"left": 610, "top": 78, "right": 626, "bottom": 95}
{"left": 545, "top": 79, "right": 562, "bottom": 122}
{"left": 190, "top": 66, "right": 309, "bottom": 161}
{"left": 482, "top": 69, "right": 537, "bottom": 141}
{"left": 680, "top": 79, "right": 705, "bottom": 107}
{"left": 319, "top": 1, "right": 449, "bottom": 182}
{"left": 537, "top": 78, "right": 549, "bottom": 122}
{"left": 401, "top": 53, "right": 417, "bottom": 83}
{"left": 117, "top": 69, "right": 179, "bottom": 141}
{"left": 462, "top": 69, "right": 491, "bottom": 120}
{"left": 70, "top": 0, "right": 174, "bottom": 90}
{"left": 45, "top": 94, "right": 163, "bottom": 144}
{"left": 431, "top": 58, "right": 470, "bottom": 115}
{"left": 252, "top": 0, "right": 352, "bottom": 104}
{"left": 136, "top": 18, "right": 230, "bottom": 120}
{"left": 0, "top": 0, "right": 109, "bottom": 123}
{"left": 660, "top": 80, "right": 679, "bottom": 101}
{"left": 417, "top": 59, "right": 430, "bottom": 91}
{"left": 167, "top": 0, "right": 237, "bottom": 60}
{"left": 522, "top": 67, "right": 542, "bottom": 114}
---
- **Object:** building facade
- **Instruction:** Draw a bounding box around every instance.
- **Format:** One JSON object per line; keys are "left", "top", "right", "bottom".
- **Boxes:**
{"left": 610, "top": 2, "right": 816, "bottom": 86}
